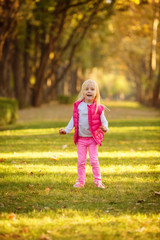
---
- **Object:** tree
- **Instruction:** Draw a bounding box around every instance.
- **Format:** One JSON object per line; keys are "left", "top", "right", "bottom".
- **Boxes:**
{"left": 32, "top": 0, "right": 116, "bottom": 106}
{"left": 95, "top": 0, "right": 160, "bottom": 105}
{"left": 151, "top": 0, "right": 160, "bottom": 106}
{"left": 0, "top": 0, "right": 22, "bottom": 97}
{"left": 0, "top": 0, "right": 117, "bottom": 107}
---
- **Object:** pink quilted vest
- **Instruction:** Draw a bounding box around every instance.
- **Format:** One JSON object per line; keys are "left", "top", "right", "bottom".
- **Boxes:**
{"left": 73, "top": 100, "right": 104, "bottom": 146}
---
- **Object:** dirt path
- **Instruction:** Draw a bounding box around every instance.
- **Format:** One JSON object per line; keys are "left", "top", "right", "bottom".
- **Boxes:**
{"left": 18, "top": 101, "right": 73, "bottom": 122}
{"left": 18, "top": 101, "right": 160, "bottom": 122}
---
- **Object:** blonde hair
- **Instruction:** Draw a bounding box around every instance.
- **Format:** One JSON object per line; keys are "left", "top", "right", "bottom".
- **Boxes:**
{"left": 78, "top": 79, "right": 100, "bottom": 113}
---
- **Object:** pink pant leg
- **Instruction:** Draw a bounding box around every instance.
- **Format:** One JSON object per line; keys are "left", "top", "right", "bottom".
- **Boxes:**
{"left": 77, "top": 138, "right": 87, "bottom": 184}
{"left": 88, "top": 138, "right": 101, "bottom": 184}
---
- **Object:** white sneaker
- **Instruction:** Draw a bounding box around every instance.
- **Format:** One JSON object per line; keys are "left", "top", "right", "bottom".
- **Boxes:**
{"left": 95, "top": 182, "right": 105, "bottom": 189}
{"left": 73, "top": 182, "right": 84, "bottom": 188}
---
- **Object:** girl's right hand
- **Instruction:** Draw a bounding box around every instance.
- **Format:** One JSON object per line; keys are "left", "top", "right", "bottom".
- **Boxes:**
{"left": 59, "top": 128, "right": 66, "bottom": 135}
{"left": 100, "top": 125, "right": 108, "bottom": 133}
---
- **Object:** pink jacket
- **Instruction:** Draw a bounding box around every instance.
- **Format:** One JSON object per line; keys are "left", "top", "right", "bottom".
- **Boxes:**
{"left": 73, "top": 100, "right": 104, "bottom": 146}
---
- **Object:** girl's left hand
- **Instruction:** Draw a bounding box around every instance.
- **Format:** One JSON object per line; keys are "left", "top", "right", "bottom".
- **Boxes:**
{"left": 100, "top": 125, "right": 108, "bottom": 133}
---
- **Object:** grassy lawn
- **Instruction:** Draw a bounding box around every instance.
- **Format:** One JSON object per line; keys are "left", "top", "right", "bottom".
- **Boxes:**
{"left": 0, "top": 102, "right": 160, "bottom": 240}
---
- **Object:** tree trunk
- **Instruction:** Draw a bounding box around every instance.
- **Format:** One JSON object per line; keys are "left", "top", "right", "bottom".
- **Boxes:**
{"left": 12, "top": 36, "right": 24, "bottom": 108}
{"left": 23, "top": 21, "right": 32, "bottom": 106}
{"left": 152, "top": 0, "right": 160, "bottom": 106}
{"left": 0, "top": 38, "right": 10, "bottom": 96}
{"left": 0, "top": 0, "right": 21, "bottom": 60}
{"left": 70, "top": 67, "right": 78, "bottom": 95}
{"left": 31, "top": 3, "right": 67, "bottom": 107}
{"left": 148, "top": 0, "right": 159, "bottom": 103}
{"left": 32, "top": 44, "right": 50, "bottom": 106}
{"left": 52, "top": 86, "right": 57, "bottom": 100}
{"left": 152, "top": 54, "right": 160, "bottom": 106}
{"left": 135, "top": 78, "right": 143, "bottom": 103}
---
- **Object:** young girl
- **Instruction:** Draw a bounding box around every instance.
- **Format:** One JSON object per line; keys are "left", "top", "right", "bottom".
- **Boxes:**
{"left": 59, "top": 79, "right": 109, "bottom": 188}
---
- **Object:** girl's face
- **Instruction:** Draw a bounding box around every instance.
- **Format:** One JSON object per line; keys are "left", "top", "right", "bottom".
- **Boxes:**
{"left": 83, "top": 82, "right": 97, "bottom": 104}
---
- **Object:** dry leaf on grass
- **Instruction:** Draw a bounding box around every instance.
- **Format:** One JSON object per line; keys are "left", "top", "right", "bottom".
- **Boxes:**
{"left": 137, "top": 199, "right": 145, "bottom": 203}
{"left": 21, "top": 161, "right": 27, "bottom": 164}
{"left": 62, "top": 144, "right": 68, "bottom": 149}
{"left": 23, "top": 227, "right": 29, "bottom": 233}
{"left": 0, "top": 158, "right": 5, "bottom": 162}
{"left": 39, "top": 234, "right": 51, "bottom": 240}
{"left": 26, "top": 184, "right": 34, "bottom": 188}
{"left": 9, "top": 213, "right": 16, "bottom": 220}
{"left": 154, "top": 191, "right": 160, "bottom": 196}
{"left": 50, "top": 155, "right": 59, "bottom": 161}
{"left": 45, "top": 187, "right": 50, "bottom": 192}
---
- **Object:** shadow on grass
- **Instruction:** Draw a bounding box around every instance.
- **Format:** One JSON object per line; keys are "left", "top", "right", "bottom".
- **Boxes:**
{"left": 0, "top": 121, "right": 67, "bottom": 131}
{"left": 0, "top": 168, "right": 159, "bottom": 215}
{"left": 1, "top": 156, "right": 159, "bottom": 166}
{"left": 0, "top": 119, "right": 160, "bottom": 132}
{"left": 0, "top": 119, "right": 159, "bottom": 220}
{"left": 0, "top": 130, "right": 159, "bottom": 153}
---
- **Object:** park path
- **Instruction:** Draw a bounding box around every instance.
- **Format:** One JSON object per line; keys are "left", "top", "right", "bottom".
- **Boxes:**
{"left": 18, "top": 101, "right": 160, "bottom": 122}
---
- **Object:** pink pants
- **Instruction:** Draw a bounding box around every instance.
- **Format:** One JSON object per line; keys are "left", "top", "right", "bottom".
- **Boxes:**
{"left": 77, "top": 137, "right": 101, "bottom": 184}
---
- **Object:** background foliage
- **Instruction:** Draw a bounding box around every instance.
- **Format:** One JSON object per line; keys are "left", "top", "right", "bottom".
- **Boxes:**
{"left": 0, "top": 0, "right": 159, "bottom": 108}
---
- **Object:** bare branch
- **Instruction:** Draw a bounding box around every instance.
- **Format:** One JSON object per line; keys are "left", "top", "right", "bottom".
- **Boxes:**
{"left": 57, "top": 0, "right": 94, "bottom": 14}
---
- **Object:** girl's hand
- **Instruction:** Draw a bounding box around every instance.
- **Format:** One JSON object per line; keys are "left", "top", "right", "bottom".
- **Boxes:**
{"left": 59, "top": 128, "right": 66, "bottom": 135}
{"left": 100, "top": 125, "right": 108, "bottom": 133}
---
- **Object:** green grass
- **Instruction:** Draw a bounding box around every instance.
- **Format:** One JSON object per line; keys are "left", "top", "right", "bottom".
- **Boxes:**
{"left": 0, "top": 113, "right": 160, "bottom": 239}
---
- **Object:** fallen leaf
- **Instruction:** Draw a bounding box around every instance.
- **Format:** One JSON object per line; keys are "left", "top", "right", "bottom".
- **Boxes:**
{"left": 45, "top": 187, "right": 50, "bottom": 192}
{"left": 39, "top": 234, "right": 51, "bottom": 240}
{"left": 104, "top": 210, "right": 109, "bottom": 213}
{"left": 21, "top": 161, "right": 26, "bottom": 164}
{"left": 154, "top": 191, "right": 160, "bottom": 196}
{"left": 16, "top": 206, "right": 22, "bottom": 210}
{"left": 137, "top": 199, "right": 145, "bottom": 203}
{"left": 26, "top": 184, "right": 34, "bottom": 188}
{"left": 136, "top": 227, "right": 145, "bottom": 232}
{"left": 50, "top": 155, "right": 59, "bottom": 161}
{"left": 44, "top": 207, "right": 50, "bottom": 211}
{"left": 9, "top": 213, "right": 16, "bottom": 220}
{"left": 0, "top": 158, "right": 5, "bottom": 162}
{"left": 23, "top": 227, "right": 28, "bottom": 233}
{"left": 62, "top": 144, "right": 68, "bottom": 149}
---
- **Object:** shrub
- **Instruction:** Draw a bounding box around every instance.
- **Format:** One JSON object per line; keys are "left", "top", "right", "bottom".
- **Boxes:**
{"left": 58, "top": 95, "right": 77, "bottom": 104}
{"left": 0, "top": 97, "right": 18, "bottom": 125}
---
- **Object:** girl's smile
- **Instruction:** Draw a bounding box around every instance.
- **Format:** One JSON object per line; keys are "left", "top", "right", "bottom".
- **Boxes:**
{"left": 84, "top": 83, "right": 96, "bottom": 104}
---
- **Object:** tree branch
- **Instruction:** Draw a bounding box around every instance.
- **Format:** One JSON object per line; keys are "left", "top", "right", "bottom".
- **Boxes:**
{"left": 57, "top": 0, "right": 94, "bottom": 14}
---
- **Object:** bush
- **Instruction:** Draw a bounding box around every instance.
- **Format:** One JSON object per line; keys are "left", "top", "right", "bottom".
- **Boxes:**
{"left": 58, "top": 95, "right": 77, "bottom": 104}
{"left": 0, "top": 98, "right": 18, "bottom": 125}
